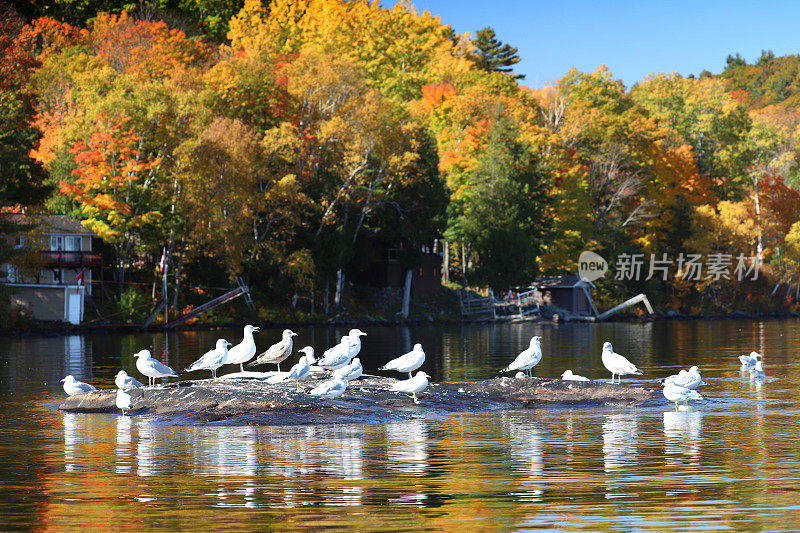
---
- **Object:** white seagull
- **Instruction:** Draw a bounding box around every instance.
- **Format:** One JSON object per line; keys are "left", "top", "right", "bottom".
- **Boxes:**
{"left": 665, "top": 366, "right": 705, "bottom": 389}
{"left": 115, "top": 370, "right": 143, "bottom": 390}
{"left": 749, "top": 360, "right": 767, "bottom": 380}
{"left": 116, "top": 389, "right": 133, "bottom": 415}
{"left": 185, "top": 339, "right": 230, "bottom": 379}
{"left": 225, "top": 324, "right": 260, "bottom": 372}
{"left": 299, "top": 346, "right": 325, "bottom": 373}
{"left": 284, "top": 355, "right": 311, "bottom": 390}
{"left": 380, "top": 343, "right": 425, "bottom": 379}
{"left": 333, "top": 357, "right": 363, "bottom": 382}
{"left": 601, "top": 342, "right": 643, "bottom": 384}
{"left": 61, "top": 375, "right": 97, "bottom": 396}
{"left": 391, "top": 371, "right": 430, "bottom": 404}
{"left": 317, "top": 335, "right": 354, "bottom": 370}
{"left": 248, "top": 329, "right": 297, "bottom": 371}
{"left": 309, "top": 377, "right": 347, "bottom": 399}
{"left": 501, "top": 336, "right": 542, "bottom": 377}
{"left": 561, "top": 369, "right": 590, "bottom": 381}
{"left": 347, "top": 328, "right": 367, "bottom": 357}
{"left": 739, "top": 351, "right": 762, "bottom": 369}
{"left": 662, "top": 382, "right": 703, "bottom": 410}
{"left": 134, "top": 349, "right": 178, "bottom": 387}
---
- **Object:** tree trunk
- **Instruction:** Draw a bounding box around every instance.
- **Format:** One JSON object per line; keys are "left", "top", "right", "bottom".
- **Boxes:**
{"left": 172, "top": 238, "right": 185, "bottom": 308}
{"left": 334, "top": 268, "right": 344, "bottom": 308}
{"left": 753, "top": 175, "right": 763, "bottom": 263}
{"left": 400, "top": 268, "right": 413, "bottom": 318}
{"left": 310, "top": 285, "right": 315, "bottom": 314}
{"left": 443, "top": 240, "right": 450, "bottom": 284}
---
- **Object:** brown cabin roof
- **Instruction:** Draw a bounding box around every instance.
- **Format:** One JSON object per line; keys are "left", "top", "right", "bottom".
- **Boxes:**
{"left": 534, "top": 275, "right": 585, "bottom": 289}
{"left": 4, "top": 214, "right": 95, "bottom": 235}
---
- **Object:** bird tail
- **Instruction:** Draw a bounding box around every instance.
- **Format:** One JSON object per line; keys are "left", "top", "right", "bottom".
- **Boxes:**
{"left": 633, "top": 370, "right": 643, "bottom": 375}
{"left": 246, "top": 359, "right": 260, "bottom": 368}
{"left": 378, "top": 364, "right": 388, "bottom": 371}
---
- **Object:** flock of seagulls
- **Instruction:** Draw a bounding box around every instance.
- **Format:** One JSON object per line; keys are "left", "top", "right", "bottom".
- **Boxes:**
{"left": 60, "top": 326, "right": 773, "bottom": 414}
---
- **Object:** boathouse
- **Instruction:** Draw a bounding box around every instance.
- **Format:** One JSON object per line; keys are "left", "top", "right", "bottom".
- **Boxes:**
{"left": 533, "top": 275, "right": 595, "bottom": 316}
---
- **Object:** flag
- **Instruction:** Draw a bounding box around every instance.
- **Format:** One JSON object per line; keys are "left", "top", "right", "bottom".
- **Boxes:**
{"left": 159, "top": 248, "right": 166, "bottom": 273}
{"left": 75, "top": 269, "right": 83, "bottom": 294}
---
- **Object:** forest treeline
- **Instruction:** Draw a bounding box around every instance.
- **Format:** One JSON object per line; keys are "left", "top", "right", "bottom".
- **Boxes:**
{"left": 2, "top": 0, "right": 800, "bottom": 323}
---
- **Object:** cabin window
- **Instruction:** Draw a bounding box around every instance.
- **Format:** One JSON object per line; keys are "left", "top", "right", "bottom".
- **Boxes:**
{"left": 65, "top": 236, "right": 81, "bottom": 251}
{"left": 52, "top": 268, "right": 61, "bottom": 283}
{"left": 50, "top": 236, "right": 63, "bottom": 250}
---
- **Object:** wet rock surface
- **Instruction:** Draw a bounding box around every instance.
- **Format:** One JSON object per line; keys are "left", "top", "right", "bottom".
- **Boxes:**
{"left": 58, "top": 374, "right": 663, "bottom": 426}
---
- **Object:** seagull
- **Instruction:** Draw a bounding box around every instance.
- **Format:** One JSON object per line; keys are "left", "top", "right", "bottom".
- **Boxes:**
{"left": 225, "top": 324, "right": 260, "bottom": 372}
{"left": 347, "top": 328, "right": 367, "bottom": 357}
{"left": 501, "top": 336, "right": 542, "bottom": 377}
{"left": 284, "top": 355, "right": 311, "bottom": 390}
{"left": 185, "top": 339, "right": 230, "bottom": 379}
{"left": 248, "top": 329, "right": 297, "bottom": 371}
{"left": 299, "top": 346, "right": 325, "bottom": 373}
{"left": 561, "top": 369, "right": 590, "bottom": 381}
{"left": 317, "top": 335, "right": 353, "bottom": 370}
{"left": 61, "top": 375, "right": 97, "bottom": 396}
{"left": 601, "top": 342, "right": 643, "bottom": 384}
{"left": 665, "top": 366, "right": 705, "bottom": 389}
{"left": 115, "top": 370, "right": 143, "bottom": 390}
{"left": 309, "top": 376, "right": 347, "bottom": 398}
{"left": 749, "top": 360, "right": 767, "bottom": 380}
{"left": 134, "top": 349, "right": 178, "bottom": 387}
{"left": 515, "top": 371, "right": 527, "bottom": 379}
{"left": 391, "top": 371, "right": 430, "bottom": 404}
{"left": 662, "top": 381, "right": 702, "bottom": 411}
{"left": 116, "top": 389, "right": 133, "bottom": 415}
{"left": 739, "top": 351, "right": 762, "bottom": 369}
{"left": 333, "top": 357, "right": 363, "bottom": 382}
{"left": 380, "top": 343, "right": 425, "bottom": 379}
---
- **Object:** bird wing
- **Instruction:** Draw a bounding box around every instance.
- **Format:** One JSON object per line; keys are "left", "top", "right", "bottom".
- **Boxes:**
{"left": 77, "top": 382, "right": 97, "bottom": 393}
{"left": 382, "top": 349, "right": 417, "bottom": 370}
{"left": 147, "top": 359, "right": 178, "bottom": 376}
{"left": 187, "top": 350, "right": 213, "bottom": 371}
{"left": 125, "top": 376, "right": 144, "bottom": 388}
{"left": 254, "top": 339, "right": 288, "bottom": 364}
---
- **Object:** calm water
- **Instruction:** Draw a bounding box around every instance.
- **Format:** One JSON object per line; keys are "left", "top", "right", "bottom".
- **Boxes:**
{"left": 2, "top": 320, "right": 800, "bottom": 531}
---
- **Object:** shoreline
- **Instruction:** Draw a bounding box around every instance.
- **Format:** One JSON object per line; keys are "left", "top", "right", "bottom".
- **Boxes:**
{"left": 4, "top": 310, "right": 799, "bottom": 338}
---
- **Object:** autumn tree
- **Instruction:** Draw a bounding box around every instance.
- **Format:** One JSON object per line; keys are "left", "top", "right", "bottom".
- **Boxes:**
{"left": 469, "top": 27, "right": 523, "bottom": 79}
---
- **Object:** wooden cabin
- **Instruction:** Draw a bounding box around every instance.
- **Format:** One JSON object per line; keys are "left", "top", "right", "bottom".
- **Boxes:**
{"left": 533, "top": 275, "right": 595, "bottom": 316}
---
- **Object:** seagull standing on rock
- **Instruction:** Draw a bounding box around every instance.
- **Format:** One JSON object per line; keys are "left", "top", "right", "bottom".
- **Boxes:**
{"left": 380, "top": 343, "right": 425, "bottom": 378}
{"left": 61, "top": 375, "right": 97, "bottom": 396}
{"left": 185, "top": 339, "right": 230, "bottom": 379}
{"left": 391, "top": 371, "right": 430, "bottom": 404}
{"left": 317, "top": 335, "right": 354, "bottom": 370}
{"left": 662, "top": 381, "right": 703, "bottom": 410}
{"left": 248, "top": 329, "right": 297, "bottom": 371}
{"left": 665, "top": 366, "right": 705, "bottom": 389}
{"left": 225, "top": 324, "right": 260, "bottom": 372}
{"left": 333, "top": 357, "right": 363, "bottom": 382}
{"left": 284, "top": 355, "right": 311, "bottom": 390}
{"left": 601, "top": 342, "right": 643, "bottom": 384}
{"left": 116, "top": 389, "right": 133, "bottom": 415}
{"left": 309, "top": 377, "right": 347, "bottom": 399}
{"left": 501, "top": 336, "right": 542, "bottom": 377}
{"left": 561, "top": 369, "right": 590, "bottom": 381}
{"left": 299, "top": 346, "right": 325, "bottom": 373}
{"left": 115, "top": 370, "right": 143, "bottom": 390}
{"left": 135, "top": 349, "right": 178, "bottom": 387}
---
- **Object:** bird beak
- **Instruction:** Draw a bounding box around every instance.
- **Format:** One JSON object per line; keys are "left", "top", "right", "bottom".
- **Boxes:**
{"left": 253, "top": 327, "right": 260, "bottom": 332}
{"left": 292, "top": 332, "right": 298, "bottom": 337}
{"left": 60, "top": 378, "right": 66, "bottom": 382}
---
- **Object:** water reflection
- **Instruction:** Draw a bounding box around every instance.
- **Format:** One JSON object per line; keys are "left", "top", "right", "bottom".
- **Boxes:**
{"left": 502, "top": 413, "right": 544, "bottom": 502}
{"left": 63, "top": 413, "right": 81, "bottom": 472}
{"left": 115, "top": 415, "right": 133, "bottom": 474}
{"left": 663, "top": 410, "right": 702, "bottom": 467}
{"left": 602, "top": 412, "right": 639, "bottom": 500}
{"left": 386, "top": 420, "right": 428, "bottom": 476}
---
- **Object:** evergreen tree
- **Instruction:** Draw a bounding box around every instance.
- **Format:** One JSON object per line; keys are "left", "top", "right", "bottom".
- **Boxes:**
{"left": 470, "top": 27, "right": 524, "bottom": 79}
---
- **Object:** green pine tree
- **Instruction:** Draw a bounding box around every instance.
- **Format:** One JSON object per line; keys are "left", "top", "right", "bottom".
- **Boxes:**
{"left": 470, "top": 27, "right": 524, "bottom": 79}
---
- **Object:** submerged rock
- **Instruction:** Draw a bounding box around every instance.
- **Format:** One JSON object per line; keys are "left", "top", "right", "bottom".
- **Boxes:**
{"left": 58, "top": 374, "right": 662, "bottom": 426}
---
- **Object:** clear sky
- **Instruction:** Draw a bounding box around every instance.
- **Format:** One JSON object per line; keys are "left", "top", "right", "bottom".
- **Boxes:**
{"left": 411, "top": 0, "right": 800, "bottom": 88}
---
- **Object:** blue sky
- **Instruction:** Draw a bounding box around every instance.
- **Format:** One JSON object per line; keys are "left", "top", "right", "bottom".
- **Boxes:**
{"left": 411, "top": 0, "right": 800, "bottom": 88}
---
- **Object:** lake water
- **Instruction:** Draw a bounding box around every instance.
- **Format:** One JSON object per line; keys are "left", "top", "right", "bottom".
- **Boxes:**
{"left": 2, "top": 319, "right": 800, "bottom": 531}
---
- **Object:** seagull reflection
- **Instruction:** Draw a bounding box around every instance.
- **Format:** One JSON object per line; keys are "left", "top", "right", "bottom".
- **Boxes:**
{"left": 136, "top": 421, "right": 158, "bottom": 477}
{"left": 663, "top": 410, "right": 702, "bottom": 467}
{"left": 63, "top": 413, "right": 82, "bottom": 472}
{"left": 602, "top": 412, "right": 639, "bottom": 500}
{"left": 502, "top": 413, "right": 544, "bottom": 501}
{"left": 115, "top": 415, "right": 133, "bottom": 474}
{"left": 386, "top": 420, "right": 429, "bottom": 477}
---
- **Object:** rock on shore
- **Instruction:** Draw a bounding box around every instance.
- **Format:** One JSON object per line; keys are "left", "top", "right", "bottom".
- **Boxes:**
{"left": 58, "top": 374, "right": 662, "bottom": 426}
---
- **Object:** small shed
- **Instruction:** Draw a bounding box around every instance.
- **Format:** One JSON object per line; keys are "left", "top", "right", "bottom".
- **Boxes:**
{"left": 533, "top": 275, "right": 595, "bottom": 316}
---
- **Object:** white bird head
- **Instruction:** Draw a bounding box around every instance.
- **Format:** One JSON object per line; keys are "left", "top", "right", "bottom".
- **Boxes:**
{"left": 561, "top": 370, "right": 573, "bottom": 378}
{"left": 283, "top": 329, "right": 297, "bottom": 338}
{"left": 216, "top": 339, "right": 229, "bottom": 350}
{"left": 416, "top": 371, "right": 430, "bottom": 378}
{"left": 134, "top": 349, "right": 151, "bottom": 358}
{"left": 750, "top": 351, "right": 761, "bottom": 360}
{"left": 349, "top": 328, "right": 367, "bottom": 337}
{"left": 299, "top": 346, "right": 314, "bottom": 356}
{"left": 351, "top": 357, "right": 361, "bottom": 365}
{"left": 116, "top": 370, "right": 127, "bottom": 377}
{"left": 245, "top": 324, "right": 260, "bottom": 334}
{"left": 60, "top": 375, "right": 73, "bottom": 383}
{"left": 689, "top": 366, "right": 700, "bottom": 373}
{"left": 530, "top": 336, "right": 542, "bottom": 345}
{"left": 602, "top": 342, "right": 613, "bottom": 351}
{"left": 413, "top": 343, "right": 423, "bottom": 351}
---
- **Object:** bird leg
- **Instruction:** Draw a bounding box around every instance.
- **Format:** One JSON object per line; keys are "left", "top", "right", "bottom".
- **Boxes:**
{"left": 413, "top": 392, "right": 420, "bottom": 405}
{"left": 277, "top": 363, "right": 281, "bottom": 373}
{"left": 408, "top": 372, "right": 413, "bottom": 379}
{"left": 240, "top": 363, "right": 245, "bottom": 373}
